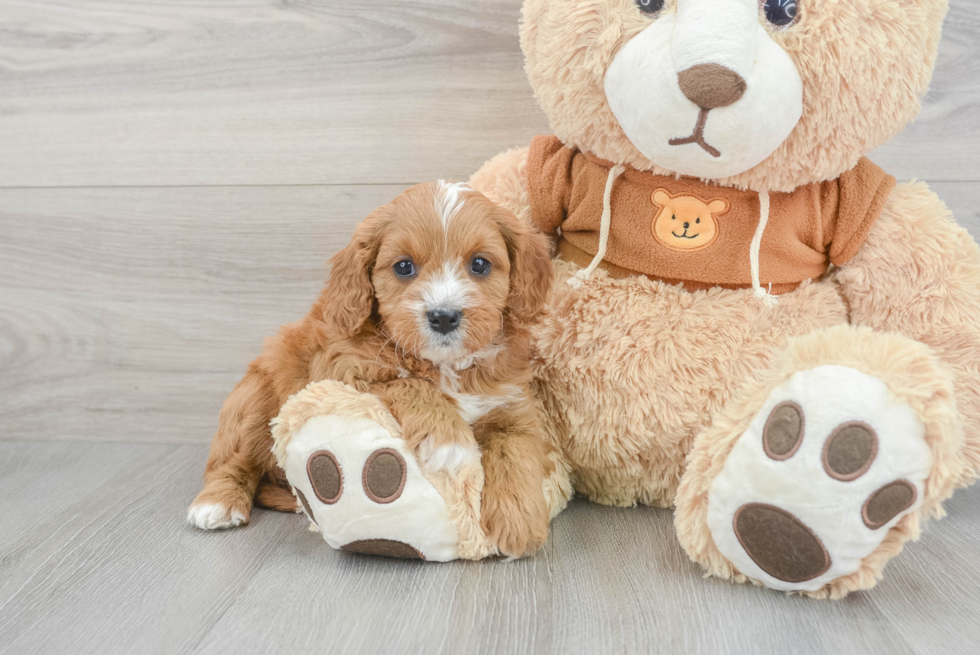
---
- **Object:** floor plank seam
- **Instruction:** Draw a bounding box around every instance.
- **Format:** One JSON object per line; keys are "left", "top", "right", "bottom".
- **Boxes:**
{"left": 0, "top": 182, "right": 425, "bottom": 191}
{"left": 0, "top": 438, "right": 210, "bottom": 446}
{"left": 2, "top": 179, "right": 978, "bottom": 192}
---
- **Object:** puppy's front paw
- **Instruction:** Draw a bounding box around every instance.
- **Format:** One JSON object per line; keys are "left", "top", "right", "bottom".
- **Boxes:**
{"left": 186, "top": 501, "right": 248, "bottom": 530}
{"left": 481, "top": 490, "right": 549, "bottom": 559}
{"left": 417, "top": 438, "right": 481, "bottom": 474}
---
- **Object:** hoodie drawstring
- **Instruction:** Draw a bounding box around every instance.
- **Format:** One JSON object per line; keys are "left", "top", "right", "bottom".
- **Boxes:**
{"left": 750, "top": 190, "right": 778, "bottom": 307}
{"left": 567, "top": 164, "right": 627, "bottom": 288}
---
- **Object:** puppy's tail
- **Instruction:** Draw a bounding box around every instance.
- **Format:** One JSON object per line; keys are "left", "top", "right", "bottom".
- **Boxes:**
{"left": 255, "top": 480, "right": 300, "bottom": 513}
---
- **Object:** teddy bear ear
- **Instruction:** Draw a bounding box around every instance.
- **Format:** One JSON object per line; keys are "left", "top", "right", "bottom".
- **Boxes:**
{"left": 708, "top": 198, "right": 731, "bottom": 215}
{"left": 652, "top": 189, "right": 671, "bottom": 207}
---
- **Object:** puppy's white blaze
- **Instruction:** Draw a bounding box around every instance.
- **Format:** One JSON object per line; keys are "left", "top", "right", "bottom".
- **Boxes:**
{"left": 434, "top": 180, "right": 471, "bottom": 229}
{"left": 418, "top": 439, "right": 481, "bottom": 474}
{"left": 421, "top": 261, "right": 473, "bottom": 312}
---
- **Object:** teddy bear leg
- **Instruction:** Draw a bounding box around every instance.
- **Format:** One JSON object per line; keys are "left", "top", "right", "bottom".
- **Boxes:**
{"left": 674, "top": 325, "right": 968, "bottom": 598}
{"left": 271, "top": 380, "right": 495, "bottom": 561}
{"left": 835, "top": 181, "right": 980, "bottom": 483}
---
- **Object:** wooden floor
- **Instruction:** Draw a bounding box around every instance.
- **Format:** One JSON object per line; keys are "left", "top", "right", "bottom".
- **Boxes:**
{"left": 1, "top": 1, "right": 979, "bottom": 653}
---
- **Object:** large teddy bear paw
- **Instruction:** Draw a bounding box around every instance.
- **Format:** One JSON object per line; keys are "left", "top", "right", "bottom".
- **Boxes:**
{"left": 675, "top": 326, "right": 968, "bottom": 598}
{"left": 271, "top": 380, "right": 497, "bottom": 562}
{"left": 707, "top": 365, "right": 928, "bottom": 590}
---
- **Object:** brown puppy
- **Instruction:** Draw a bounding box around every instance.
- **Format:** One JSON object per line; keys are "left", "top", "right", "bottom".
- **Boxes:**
{"left": 187, "top": 181, "right": 556, "bottom": 557}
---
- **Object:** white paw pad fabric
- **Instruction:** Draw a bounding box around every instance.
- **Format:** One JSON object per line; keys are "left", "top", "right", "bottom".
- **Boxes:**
{"left": 282, "top": 414, "right": 461, "bottom": 561}
{"left": 707, "top": 365, "right": 931, "bottom": 592}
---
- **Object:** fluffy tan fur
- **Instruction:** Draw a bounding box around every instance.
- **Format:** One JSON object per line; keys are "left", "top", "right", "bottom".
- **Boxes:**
{"left": 533, "top": 260, "right": 849, "bottom": 507}
{"left": 190, "top": 182, "right": 559, "bottom": 558}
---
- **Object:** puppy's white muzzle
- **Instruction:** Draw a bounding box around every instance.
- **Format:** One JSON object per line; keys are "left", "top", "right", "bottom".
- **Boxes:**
{"left": 417, "top": 262, "right": 472, "bottom": 363}
{"left": 604, "top": 0, "right": 803, "bottom": 180}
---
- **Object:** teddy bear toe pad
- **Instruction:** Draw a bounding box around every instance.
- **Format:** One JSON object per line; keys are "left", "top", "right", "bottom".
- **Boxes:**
{"left": 283, "top": 414, "right": 460, "bottom": 562}
{"left": 707, "top": 365, "right": 931, "bottom": 592}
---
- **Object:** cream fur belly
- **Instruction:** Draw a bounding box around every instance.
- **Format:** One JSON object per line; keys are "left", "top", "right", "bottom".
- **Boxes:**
{"left": 530, "top": 259, "right": 849, "bottom": 508}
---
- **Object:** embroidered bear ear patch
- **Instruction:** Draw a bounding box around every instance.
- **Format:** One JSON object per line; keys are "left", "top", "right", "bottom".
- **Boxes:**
{"left": 651, "top": 188, "right": 730, "bottom": 253}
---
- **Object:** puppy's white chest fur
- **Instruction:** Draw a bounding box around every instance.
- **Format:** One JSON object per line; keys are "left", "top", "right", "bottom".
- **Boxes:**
{"left": 441, "top": 383, "right": 523, "bottom": 424}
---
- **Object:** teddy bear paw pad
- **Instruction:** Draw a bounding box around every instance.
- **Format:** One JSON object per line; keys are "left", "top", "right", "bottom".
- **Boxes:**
{"left": 282, "top": 414, "right": 460, "bottom": 561}
{"left": 706, "top": 365, "right": 931, "bottom": 592}
{"left": 341, "top": 539, "right": 424, "bottom": 559}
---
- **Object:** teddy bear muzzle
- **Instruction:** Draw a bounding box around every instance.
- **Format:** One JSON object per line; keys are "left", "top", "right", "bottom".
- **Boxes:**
{"left": 604, "top": 0, "right": 804, "bottom": 179}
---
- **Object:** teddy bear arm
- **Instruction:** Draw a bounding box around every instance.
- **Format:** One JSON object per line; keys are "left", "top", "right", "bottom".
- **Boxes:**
{"left": 468, "top": 146, "right": 534, "bottom": 227}
{"left": 835, "top": 180, "right": 980, "bottom": 483}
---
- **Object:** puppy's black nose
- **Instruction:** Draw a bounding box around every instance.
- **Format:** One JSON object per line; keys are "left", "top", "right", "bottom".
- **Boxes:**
{"left": 427, "top": 309, "right": 462, "bottom": 335}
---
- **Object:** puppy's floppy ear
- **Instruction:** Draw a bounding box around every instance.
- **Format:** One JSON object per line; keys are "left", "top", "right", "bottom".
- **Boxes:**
{"left": 322, "top": 207, "right": 387, "bottom": 338}
{"left": 494, "top": 206, "right": 554, "bottom": 326}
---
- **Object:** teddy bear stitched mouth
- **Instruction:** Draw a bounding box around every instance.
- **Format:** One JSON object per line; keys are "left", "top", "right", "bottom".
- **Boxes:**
{"left": 669, "top": 108, "right": 722, "bottom": 158}
{"left": 672, "top": 230, "right": 700, "bottom": 239}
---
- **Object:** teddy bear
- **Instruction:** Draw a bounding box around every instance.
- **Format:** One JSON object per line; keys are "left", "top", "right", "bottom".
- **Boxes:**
{"left": 272, "top": 0, "right": 980, "bottom": 598}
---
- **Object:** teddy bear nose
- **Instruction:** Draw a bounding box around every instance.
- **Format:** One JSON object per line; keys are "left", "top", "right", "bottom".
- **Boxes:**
{"left": 427, "top": 309, "right": 462, "bottom": 335}
{"left": 677, "top": 63, "right": 747, "bottom": 109}
{"left": 683, "top": 222, "right": 690, "bottom": 229}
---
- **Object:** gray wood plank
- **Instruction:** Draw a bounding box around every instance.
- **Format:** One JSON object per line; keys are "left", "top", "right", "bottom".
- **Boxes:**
{"left": 0, "top": 184, "right": 407, "bottom": 443}
{"left": 193, "top": 525, "right": 553, "bottom": 655}
{"left": 0, "top": 0, "right": 545, "bottom": 187}
{"left": 1, "top": 440, "right": 978, "bottom": 655}
{"left": 0, "top": 441, "right": 299, "bottom": 655}
{"left": 859, "top": 483, "right": 980, "bottom": 655}
{"left": 0, "top": 440, "right": 176, "bottom": 551}
{"left": 932, "top": 180, "right": 980, "bottom": 231}
{"left": 2, "top": 182, "right": 978, "bottom": 445}
{"left": 547, "top": 502, "right": 913, "bottom": 655}
{"left": 0, "top": 1, "right": 976, "bottom": 188}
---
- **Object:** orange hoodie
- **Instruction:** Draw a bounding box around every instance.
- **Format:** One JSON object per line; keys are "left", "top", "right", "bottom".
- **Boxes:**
{"left": 526, "top": 135, "right": 896, "bottom": 294}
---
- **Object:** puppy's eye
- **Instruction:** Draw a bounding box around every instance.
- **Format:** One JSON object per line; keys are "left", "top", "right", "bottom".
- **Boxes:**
{"left": 762, "top": 0, "right": 797, "bottom": 27}
{"left": 393, "top": 259, "right": 416, "bottom": 278}
{"left": 636, "top": 0, "right": 665, "bottom": 15}
{"left": 470, "top": 257, "right": 491, "bottom": 276}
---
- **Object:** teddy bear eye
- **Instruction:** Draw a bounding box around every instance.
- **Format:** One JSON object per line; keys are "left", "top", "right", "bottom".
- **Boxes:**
{"left": 671, "top": 214, "right": 676, "bottom": 221}
{"left": 636, "top": 0, "right": 665, "bottom": 15}
{"left": 762, "top": 0, "right": 798, "bottom": 27}
{"left": 696, "top": 218, "right": 701, "bottom": 224}
{"left": 393, "top": 259, "right": 416, "bottom": 278}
